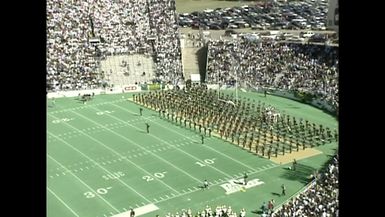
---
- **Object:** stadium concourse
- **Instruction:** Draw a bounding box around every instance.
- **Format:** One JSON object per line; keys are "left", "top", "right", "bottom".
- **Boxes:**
{"left": 47, "top": 0, "right": 338, "bottom": 217}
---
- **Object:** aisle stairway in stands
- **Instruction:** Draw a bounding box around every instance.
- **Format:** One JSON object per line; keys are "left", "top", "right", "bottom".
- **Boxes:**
{"left": 181, "top": 38, "right": 201, "bottom": 81}
{"left": 100, "top": 54, "right": 155, "bottom": 87}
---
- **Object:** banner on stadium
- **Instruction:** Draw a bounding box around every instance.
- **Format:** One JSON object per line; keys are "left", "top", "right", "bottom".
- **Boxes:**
{"left": 122, "top": 85, "right": 139, "bottom": 92}
{"left": 148, "top": 83, "right": 161, "bottom": 91}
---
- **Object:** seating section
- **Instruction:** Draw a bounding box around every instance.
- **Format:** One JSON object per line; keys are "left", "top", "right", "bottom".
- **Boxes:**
{"left": 47, "top": 0, "right": 183, "bottom": 91}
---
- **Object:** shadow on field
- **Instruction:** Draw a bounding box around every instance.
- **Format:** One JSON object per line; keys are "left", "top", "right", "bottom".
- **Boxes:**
{"left": 271, "top": 192, "right": 281, "bottom": 196}
{"left": 251, "top": 210, "right": 263, "bottom": 214}
{"left": 279, "top": 163, "right": 316, "bottom": 184}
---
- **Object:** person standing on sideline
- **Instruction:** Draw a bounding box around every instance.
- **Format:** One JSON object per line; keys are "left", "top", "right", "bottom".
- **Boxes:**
{"left": 281, "top": 184, "right": 286, "bottom": 196}
{"left": 201, "top": 135, "right": 204, "bottom": 144}
{"left": 145, "top": 123, "right": 150, "bottom": 134}
{"left": 243, "top": 172, "right": 248, "bottom": 185}
{"left": 130, "top": 209, "right": 135, "bottom": 217}
{"left": 292, "top": 159, "right": 297, "bottom": 171}
{"left": 203, "top": 179, "right": 209, "bottom": 189}
{"left": 139, "top": 107, "right": 143, "bottom": 116}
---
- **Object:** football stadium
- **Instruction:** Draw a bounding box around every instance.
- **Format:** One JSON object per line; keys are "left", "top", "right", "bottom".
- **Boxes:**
{"left": 47, "top": 0, "right": 339, "bottom": 217}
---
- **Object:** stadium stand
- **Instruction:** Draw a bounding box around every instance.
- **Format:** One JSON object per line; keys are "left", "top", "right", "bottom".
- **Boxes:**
{"left": 47, "top": 0, "right": 183, "bottom": 92}
{"left": 47, "top": 1, "right": 338, "bottom": 215}
{"left": 158, "top": 154, "right": 338, "bottom": 217}
{"left": 271, "top": 154, "right": 339, "bottom": 217}
{"left": 206, "top": 39, "right": 338, "bottom": 110}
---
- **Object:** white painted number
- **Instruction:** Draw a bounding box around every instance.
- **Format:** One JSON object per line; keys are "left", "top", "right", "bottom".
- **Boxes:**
{"left": 142, "top": 172, "right": 167, "bottom": 182}
{"left": 154, "top": 173, "right": 165, "bottom": 178}
{"left": 52, "top": 118, "right": 74, "bottom": 124}
{"left": 195, "top": 158, "right": 216, "bottom": 167}
{"left": 204, "top": 159, "right": 214, "bottom": 164}
{"left": 84, "top": 187, "right": 112, "bottom": 199}
{"left": 142, "top": 175, "right": 154, "bottom": 182}
{"left": 97, "top": 188, "right": 108, "bottom": 194}
{"left": 96, "top": 110, "right": 114, "bottom": 115}
{"left": 195, "top": 162, "right": 206, "bottom": 167}
{"left": 84, "top": 192, "right": 95, "bottom": 198}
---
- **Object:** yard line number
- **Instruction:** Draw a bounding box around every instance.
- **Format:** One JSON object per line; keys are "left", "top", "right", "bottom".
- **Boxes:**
{"left": 195, "top": 158, "right": 216, "bottom": 167}
{"left": 84, "top": 186, "right": 112, "bottom": 199}
{"left": 142, "top": 172, "right": 167, "bottom": 182}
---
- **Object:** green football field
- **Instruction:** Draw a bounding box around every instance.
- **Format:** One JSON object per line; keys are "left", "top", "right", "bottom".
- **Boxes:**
{"left": 47, "top": 90, "right": 338, "bottom": 217}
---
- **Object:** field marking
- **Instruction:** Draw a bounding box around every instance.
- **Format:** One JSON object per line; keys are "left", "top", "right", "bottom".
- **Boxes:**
{"left": 48, "top": 115, "right": 180, "bottom": 197}
{"left": 152, "top": 162, "right": 282, "bottom": 205}
{"left": 48, "top": 117, "right": 155, "bottom": 139}
{"left": 113, "top": 103, "right": 259, "bottom": 172}
{"left": 99, "top": 104, "right": 234, "bottom": 179}
{"left": 111, "top": 103, "right": 254, "bottom": 171}
{"left": 67, "top": 110, "right": 203, "bottom": 184}
{"left": 47, "top": 131, "right": 152, "bottom": 203}
{"left": 111, "top": 204, "right": 159, "bottom": 217}
{"left": 47, "top": 154, "right": 120, "bottom": 212}
{"left": 49, "top": 136, "right": 196, "bottom": 175}
{"left": 47, "top": 187, "right": 80, "bottom": 217}
{"left": 48, "top": 99, "right": 127, "bottom": 115}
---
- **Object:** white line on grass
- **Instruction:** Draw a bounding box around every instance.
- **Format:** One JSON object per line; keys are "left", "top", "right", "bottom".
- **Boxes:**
{"left": 47, "top": 154, "right": 120, "bottom": 212}
{"left": 153, "top": 163, "right": 281, "bottom": 205}
{"left": 48, "top": 99, "right": 126, "bottom": 115}
{"left": 86, "top": 105, "right": 234, "bottom": 179}
{"left": 66, "top": 111, "right": 203, "bottom": 184}
{"left": 47, "top": 187, "right": 80, "bottom": 217}
{"left": 47, "top": 132, "right": 152, "bottom": 202}
{"left": 48, "top": 114, "right": 181, "bottom": 195}
{"left": 112, "top": 103, "right": 259, "bottom": 172}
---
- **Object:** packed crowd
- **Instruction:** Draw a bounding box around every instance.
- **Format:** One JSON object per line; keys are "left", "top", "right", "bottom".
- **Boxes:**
{"left": 156, "top": 154, "right": 338, "bottom": 217}
{"left": 206, "top": 38, "right": 339, "bottom": 109}
{"left": 272, "top": 154, "right": 339, "bottom": 217}
{"left": 134, "top": 85, "right": 337, "bottom": 157}
{"left": 161, "top": 205, "right": 246, "bottom": 217}
{"left": 47, "top": 0, "right": 183, "bottom": 92}
{"left": 148, "top": 0, "right": 184, "bottom": 84}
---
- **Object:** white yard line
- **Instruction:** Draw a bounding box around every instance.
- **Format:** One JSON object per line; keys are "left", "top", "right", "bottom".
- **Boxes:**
{"left": 47, "top": 154, "right": 120, "bottom": 212}
{"left": 86, "top": 105, "right": 234, "bottom": 179}
{"left": 48, "top": 117, "right": 155, "bottom": 140}
{"left": 111, "top": 103, "right": 261, "bottom": 171}
{"left": 65, "top": 111, "right": 204, "bottom": 184}
{"left": 116, "top": 103, "right": 260, "bottom": 171}
{"left": 48, "top": 99, "right": 126, "bottom": 115}
{"left": 153, "top": 163, "right": 282, "bottom": 205}
{"left": 49, "top": 113, "right": 179, "bottom": 195}
{"left": 49, "top": 140, "right": 198, "bottom": 177}
{"left": 47, "top": 131, "right": 152, "bottom": 202}
{"left": 47, "top": 187, "right": 80, "bottom": 217}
